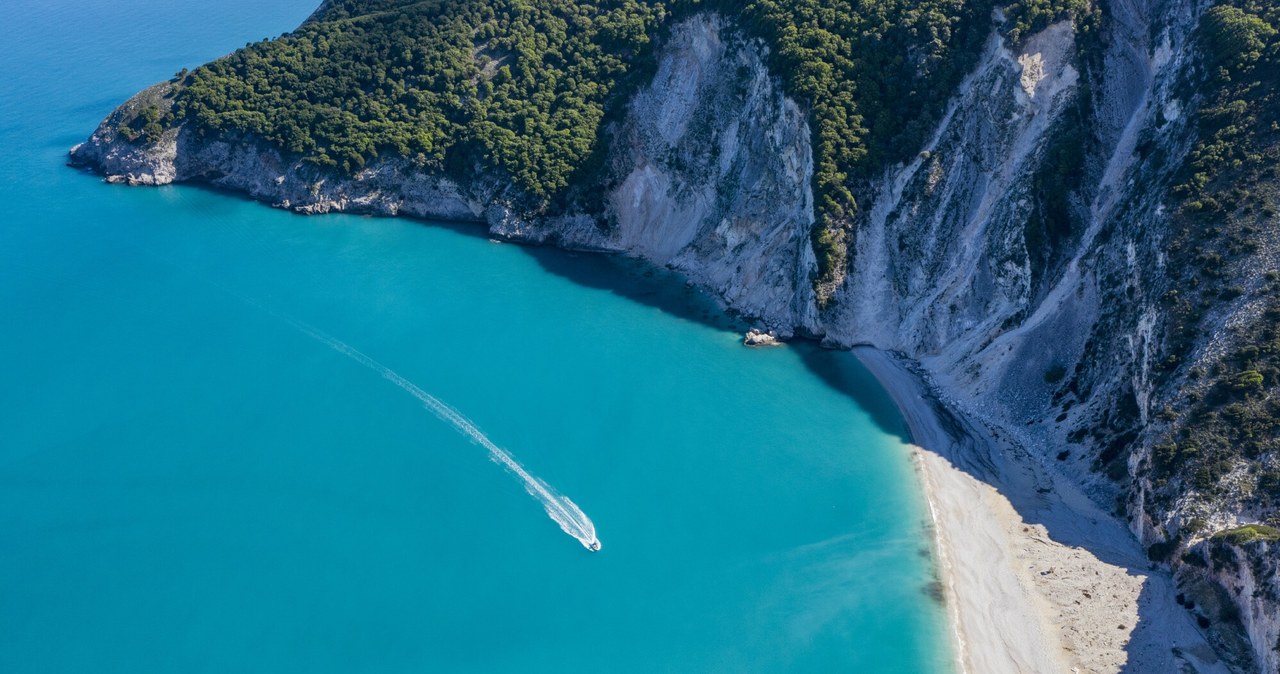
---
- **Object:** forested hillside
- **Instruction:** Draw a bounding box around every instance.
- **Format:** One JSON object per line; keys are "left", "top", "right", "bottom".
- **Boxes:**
{"left": 121, "top": 0, "right": 1083, "bottom": 296}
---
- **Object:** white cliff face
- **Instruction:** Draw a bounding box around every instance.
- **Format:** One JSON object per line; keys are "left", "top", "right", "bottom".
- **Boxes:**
{"left": 604, "top": 15, "right": 820, "bottom": 336}
{"left": 830, "top": 21, "right": 1079, "bottom": 358}
{"left": 493, "top": 14, "right": 820, "bottom": 335}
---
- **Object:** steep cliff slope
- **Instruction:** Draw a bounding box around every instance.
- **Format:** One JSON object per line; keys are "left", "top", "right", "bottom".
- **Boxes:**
{"left": 820, "top": 0, "right": 1280, "bottom": 666}
{"left": 70, "top": 0, "right": 1280, "bottom": 669}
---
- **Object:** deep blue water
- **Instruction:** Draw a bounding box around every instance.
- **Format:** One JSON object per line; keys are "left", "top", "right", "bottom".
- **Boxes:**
{"left": 0, "top": 2, "right": 952, "bottom": 671}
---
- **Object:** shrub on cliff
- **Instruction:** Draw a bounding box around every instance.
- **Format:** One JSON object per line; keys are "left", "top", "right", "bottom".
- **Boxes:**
{"left": 1213, "top": 524, "right": 1280, "bottom": 545}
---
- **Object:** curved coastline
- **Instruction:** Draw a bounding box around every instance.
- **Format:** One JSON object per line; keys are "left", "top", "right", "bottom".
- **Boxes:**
{"left": 854, "top": 347, "right": 1229, "bottom": 674}
{"left": 66, "top": 119, "right": 1236, "bottom": 670}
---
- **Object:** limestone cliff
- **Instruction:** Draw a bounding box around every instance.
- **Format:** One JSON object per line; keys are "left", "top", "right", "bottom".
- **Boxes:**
{"left": 71, "top": 4, "right": 1280, "bottom": 670}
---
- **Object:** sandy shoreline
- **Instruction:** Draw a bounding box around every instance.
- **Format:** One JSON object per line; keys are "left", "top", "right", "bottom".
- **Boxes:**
{"left": 854, "top": 347, "right": 1229, "bottom": 674}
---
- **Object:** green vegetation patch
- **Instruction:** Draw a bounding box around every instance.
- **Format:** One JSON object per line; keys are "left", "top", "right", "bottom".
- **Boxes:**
{"left": 1212, "top": 524, "right": 1280, "bottom": 545}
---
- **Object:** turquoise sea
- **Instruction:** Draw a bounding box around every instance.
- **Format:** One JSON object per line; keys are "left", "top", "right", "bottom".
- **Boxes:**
{"left": 0, "top": 2, "right": 952, "bottom": 671}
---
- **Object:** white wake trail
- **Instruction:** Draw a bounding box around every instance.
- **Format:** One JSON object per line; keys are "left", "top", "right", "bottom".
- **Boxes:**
{"left": 275, "top": 311, "right": 600, "bottom": 552}
{"left": 132, "top": 254, "right": 598, "bottom": 550}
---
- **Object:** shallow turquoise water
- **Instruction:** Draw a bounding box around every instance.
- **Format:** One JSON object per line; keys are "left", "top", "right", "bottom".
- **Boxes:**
{"left": 0, "top": 2, "right": 953, "bottom": 671}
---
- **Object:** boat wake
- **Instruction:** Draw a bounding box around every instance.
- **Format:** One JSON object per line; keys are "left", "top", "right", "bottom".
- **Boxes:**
{"left": 146, "top": 256, "right": 601, "bottom": 552}
{"left": 270, "top": 309, "right": 601, "bottom": 552}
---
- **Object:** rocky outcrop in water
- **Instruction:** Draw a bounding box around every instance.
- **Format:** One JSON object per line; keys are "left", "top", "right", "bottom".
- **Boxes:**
{"left": 743, "top": 329, "right": 781, "bottom": 347}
